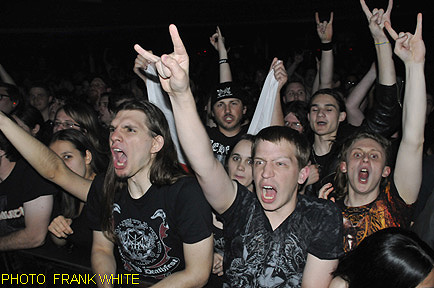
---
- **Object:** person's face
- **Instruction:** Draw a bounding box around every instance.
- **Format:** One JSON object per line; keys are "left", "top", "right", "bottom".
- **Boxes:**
{"left": 340, "top": 138, "right": 390, "bottom": 198}
{"left": 0, "top": 87, "right": 15, "bottom": 114}
{"left": 98, "top": 95, "right": 113, "bottom": 126}
{"left": 49, "top": 140, "right": 91, "bottom": 178}
{"left": 109, "top": 110, "right": 163, "bottom": 180}
{"left": 212, "top": 98, "right": 246, "bottom": 134}
{"left": 29, "top": 87, "right": 51, "bottom": 112}
{"left": 253, "top": 139, "right": 309, "bottom": 214}
{"left": 284, "top": 82, "right": 306, "bottom": 103}
{"left": 417, "top": 268, "right": 434, "bottom": 288}
{"left": 309, "top": 93, "right": 346, "bottom": 137}
{"left": 284, "top": 112, "right": 303, "bottom": 133}
{"left": 228, "top": 140, "right": 253, "bottom": 190}
{"left": 53, "top": 109, "right": 82, "bottom": 133}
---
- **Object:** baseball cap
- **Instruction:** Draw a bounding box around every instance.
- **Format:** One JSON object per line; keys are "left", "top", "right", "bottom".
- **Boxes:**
{"left": 211, "top": 82, "right": 245, "bottom": 107}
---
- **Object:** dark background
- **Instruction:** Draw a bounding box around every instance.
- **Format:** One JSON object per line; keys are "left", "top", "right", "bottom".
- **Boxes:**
{"left": 0, "top": 0, "right": 432, "bottom": 85}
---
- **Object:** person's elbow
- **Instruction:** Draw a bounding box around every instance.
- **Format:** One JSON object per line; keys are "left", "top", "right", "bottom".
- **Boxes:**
{"left": 24, "top": 228, "right": 48, "bottom": 249}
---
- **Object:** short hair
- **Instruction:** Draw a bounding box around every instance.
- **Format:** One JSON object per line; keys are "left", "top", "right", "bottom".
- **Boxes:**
{"left": 283, "top": 100, "right": 309, "bottom": 131}
{"left": 334, "top": 130, "right": 392, "bottom": 200}
{"left": 309, "top": 88, "right": 346, "bottom": 113}
{"left": 225, "top": 133, "right": 255, "bottom": 167}
{"left": 333, "top": 227, "right": 434, "bottom": 288}
{"left": 252, "top": 126, "right": 310, "bottom": 169}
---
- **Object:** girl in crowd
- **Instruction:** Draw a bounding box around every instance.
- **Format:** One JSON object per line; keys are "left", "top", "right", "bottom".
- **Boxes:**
{"left": 47, "top": 129, "right": 106, "bottom": 249}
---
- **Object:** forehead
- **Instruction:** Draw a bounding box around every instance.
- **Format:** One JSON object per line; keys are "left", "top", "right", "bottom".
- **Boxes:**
{"left": 215, "top": 97, "right": 241, "bottom": 105}
{"left": 287, "top": 82, "right": 305, "bottom": 91}
{"left": 284, "top": 113, "right": 299, "bottom": 122}
{"left": 50, "top": 140, "right": 77, "bottom": 152}
{"left": 232, "top": 139, "right": 252, "bottom": 155}
{"left": 55, "top": 109, "right": 74, "bottom": 120}
{"left": 254, "top": 139, "right": 296, "bottom": 159}
{"left": 348, "top": 138, "right": 385, "bottom": 154}
{"left": 0, "top": 87, "right": 9, "bottom": 95}
{"left": 311, "top": 93, "right": 339, "bottom": 107}
{"left": 112, "top": 109, "right": 147, "bottom": 127}
{"left": 29, "top": 87, "right": 48, "bottom": 95}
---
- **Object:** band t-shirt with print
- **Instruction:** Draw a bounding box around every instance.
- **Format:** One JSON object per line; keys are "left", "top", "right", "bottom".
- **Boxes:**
{"left": 0, "top": 159, "right": 57, "bottom": 236}
{"left": 206, "top": 125, "right": 248, "bottom": 166}
{"left": 86, "top": 175, "right": 213, "bottom": 283}
{"left": 337, "top": 180, "right": 412, "bottom": 253}
{"left": 220, "top": 182, "right": 343, "bottom": 288}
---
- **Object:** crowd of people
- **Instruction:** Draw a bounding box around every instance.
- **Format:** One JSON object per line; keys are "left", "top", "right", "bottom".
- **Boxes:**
{"left": 1, "top": 0, "right": 434, "bottom": 287}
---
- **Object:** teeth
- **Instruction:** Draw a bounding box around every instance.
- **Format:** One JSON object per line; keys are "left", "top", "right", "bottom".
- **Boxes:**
{"left": 361, "top": 168, "right": 367, "bottom": 172}
{"left": 113, "top": 148, "right": 122, "bottom": 152}
{"left": 263, "top": 185, "right": 273, "bottom": 189}
{"left": 116, "top": 162, "right": 125, "bottom": 166}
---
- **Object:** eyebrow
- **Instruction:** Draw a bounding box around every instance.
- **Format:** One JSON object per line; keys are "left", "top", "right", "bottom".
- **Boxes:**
{"left": 310, "top": 103, "right": 338, "bottom": 109}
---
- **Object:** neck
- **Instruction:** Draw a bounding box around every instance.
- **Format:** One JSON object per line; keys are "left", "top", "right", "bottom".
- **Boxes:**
{"left": 219, "top": 125, "right": 241, "bottom": 137}
{"left": 127, "top": 169, "right": 152, "bottom": 199}
{"left": 313, "top": 134, "right": 335, "bottom": 156}
{"left": 345, "top": 187, "right": 380, "bottom": 207}
{"left": 264, "top": 193, "right": 298, "bottom": 231}
{"left": 41, "top": 108, "right": 50, "bottom": 122}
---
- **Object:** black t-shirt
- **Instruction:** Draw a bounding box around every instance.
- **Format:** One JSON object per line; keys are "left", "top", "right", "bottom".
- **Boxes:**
{"left": 220, "top": 182, "right": 343, "bottom": 287}
{"left": 86, "top": 175, "right": 213, "bottom": 283}
{"left": 0, "top": 159, "right": 57, "bottom": 236}
{"left": 206, "top": 125, "right": 248, "bottom": 165}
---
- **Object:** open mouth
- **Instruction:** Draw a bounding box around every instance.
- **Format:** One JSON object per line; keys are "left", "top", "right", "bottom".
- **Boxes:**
{"left": 112, "top": 147, "right": 127, "bottom": 169}
{"left": 359, "top": 168, "right": 369, "bottom": 183}
{"left": 261, "top": 185, "right": 277, "bottom": 203}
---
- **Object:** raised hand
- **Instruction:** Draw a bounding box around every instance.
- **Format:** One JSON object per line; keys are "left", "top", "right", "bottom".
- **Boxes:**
{"left": 315, "top": 12, "right": 334, "bottom": 43}
{"left": 318, "top": 183, "right": 335, "bottom": 202}
{"left": 48, "top": 215, "right": 73, "bottom": 238}
{"left": 134, "top": 24, "right": 190, "bottom": 97}
{"left": 360, "top": 0, "right": 393, "bottom": 41}
{"left": 385, "top": 13, "right": 425, "bottom": 64}
{"left": 270, "top": 58, "right": 288, "bottom": 90}
{"left": 133, "top": 53, "right": 153, "bottom": 82}
{"left": 209, "top": 26, "right": 228, "bottom": 53}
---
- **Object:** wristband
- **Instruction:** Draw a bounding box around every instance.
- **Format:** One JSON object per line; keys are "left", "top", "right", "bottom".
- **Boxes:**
{"left": 320, "top": 42, "right": 333, "bottom": 51}
{"left": 375, "top": 41, "right": 390, "bottom": 46}
{"left": 219, "top": 59, "right": 228, "bottom": 64}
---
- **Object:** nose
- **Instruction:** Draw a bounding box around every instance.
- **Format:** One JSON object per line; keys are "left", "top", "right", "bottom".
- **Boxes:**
{"left": 110, "top": 128, "right": 122, "bottom": 143}
{"left": 317, "top": 108, "right": 325, "bottom": 117}
{"left": 224, "top": 104, "right": 230, "bottom": 114}
{"left": 261, "top": 162, "right": 274, "bottom": 179}
{"left": 362, "top": 153, "right": 369, "bottom": 163}
{"left": 237, "top": 161, "right": 245, "bottom": 171}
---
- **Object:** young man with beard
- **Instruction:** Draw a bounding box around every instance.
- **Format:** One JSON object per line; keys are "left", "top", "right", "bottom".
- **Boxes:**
{"left": 207, "top": 81, "right": 249, "bottom": 165}
{"left": 135, "top": 24, "right": 343, "bottom": 288}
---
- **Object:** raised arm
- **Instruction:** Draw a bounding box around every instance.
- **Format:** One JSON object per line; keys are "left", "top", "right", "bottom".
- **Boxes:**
{"left": 316, "top": 12, "right": 334, "bottom": 89}
{"left": 210, "top": 26, "right": 232, "bottom": 83}
{"left": 361, "top": 0, "right": 396, "bottom": 86}
{"left": 0, "top": 112, "right": 91, "bottom": 201}
{"left": 345, "top": 62, "right": 377, "bottom": 126}
{"left": 0, "top": 64, "right": 16, "bottom": 85}
{"left": 270, "top": 58, "right": 286, "bottom": 126}
{"left": 134, "top": 25, "right": 236, "bottom": 212}
{"left": 386, "top": 13, "right": 425, "bottom": 204}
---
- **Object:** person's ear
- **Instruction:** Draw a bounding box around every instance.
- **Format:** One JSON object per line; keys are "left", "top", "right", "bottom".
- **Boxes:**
{"left": 151, "top": 135, "right": 164, "bottom": 154}
{"left": 340, "top": 162, "right": 347, "bottom": 173}
{"left": 31, "top": 124, "right": 40, "bottom": 136}
{"left": 242, "top": 105, "right": 247, "bottom": 115}
{"left": 297, "top": 165, "right": 310, "bottom": 185}
{"left": 382, "top": 166, "right": 391, "bottom": 178}
{"left": 85, "top": 150, "right": 93, "bottom": 165}
{"left": 339, "top": 111, "right": 347, "bottom": 123}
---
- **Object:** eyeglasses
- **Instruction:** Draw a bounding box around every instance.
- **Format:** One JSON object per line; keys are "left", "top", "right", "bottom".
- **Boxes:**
{"left": 0, "top": 94, "right": 10, "bottom": 101}
{"left": 53, "top": 120, "right": 81, "bottom": 129}
{"left": 285, "top": 121, "right": 302, "bottom": 130}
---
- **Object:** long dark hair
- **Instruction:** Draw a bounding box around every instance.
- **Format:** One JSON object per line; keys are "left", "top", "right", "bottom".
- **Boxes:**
{"left": 101, "top": 99, "right": 187, "bottom": 241}
{"left": 49, "top": 129, "right": 104, "bottom": 218}
{"left": 333, "top": 227, "right": 434, "bottom": 288}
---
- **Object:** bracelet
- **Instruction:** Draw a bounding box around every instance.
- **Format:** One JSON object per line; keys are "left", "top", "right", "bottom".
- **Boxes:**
{"left": 320, "top": 42, "right": 333, "bottom": 51}
{"left": 375, "top": 41, "right": 390, "bottom": 46}
{"left": 219, "top": 59, "right": 228, "bottom": 64}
